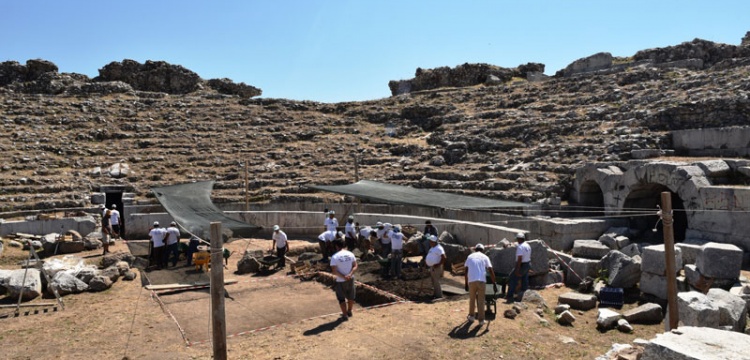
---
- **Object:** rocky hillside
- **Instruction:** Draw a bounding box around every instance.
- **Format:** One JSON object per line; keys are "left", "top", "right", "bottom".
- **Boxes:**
{"left": 1, "top": 34, "right": 749, "bottom": 212}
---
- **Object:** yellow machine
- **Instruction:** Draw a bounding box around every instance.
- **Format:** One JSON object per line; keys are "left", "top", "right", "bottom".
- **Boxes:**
{"left": 193, "top": 251, "right": 210, "bottom": 272}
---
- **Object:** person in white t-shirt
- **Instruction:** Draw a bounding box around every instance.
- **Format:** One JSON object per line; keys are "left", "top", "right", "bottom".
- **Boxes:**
{"left": 271, "top": 225, "right": 288, "bottom": 268}
{"left": 108, "top": 205, "right": 121, "bottom": 239}
{"left": 389, "top": 226, "right": 405, "bottom": 279}
{"left": 344, "top": 215, "right": 358, "bottom": 251}
{"left": 163, "top": 222, "right": 181, "bottom": 268}
{"left": 324, "top": 211, "right": 339, "bottom": 232}
{"left": 378, "top": 222, "right": 392, "bottom": 257}
{"left": 148, "top": 221, "right": 168, "bottom": 269}
{"left": 318, "top": 230, "right": 338, "bottom": 262}
{"left": 425, "top": 235, "right": 446, "bottom": 299}
{"left": 357, "top": 224, "right": 373, "bottom": 255}
{"left": 330, "top": 238, "right": 358, "bottom": 320}
{"left": 464, "top": 243, "right": 497, "bottom": 326}
{"left": 506, "top": 232, "right": 531, "bottom": 303}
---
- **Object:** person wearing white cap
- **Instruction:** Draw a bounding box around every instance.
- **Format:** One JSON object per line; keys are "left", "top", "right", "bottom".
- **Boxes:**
{"left": 425, "top": 235, "right": 446, "bottom": 299}
{"left": 318, "top": 229, "right": 338, "bottom": 262}
{"left": 324, "top": 210, "right": 338, "bottom": 232}
{"left": 506, "top": 232, "right": 531, "bottom": 303}
{"left": 109, "top": 204, "right": 121, "bottom": 240}
{"left": 148, "top": 221, "right": 168, "bottom": 269}
{"left": 377, "top": 222, "right": 392, "bottom": 257}
{"left": 389, "top": 226, "right": 405, "bottom": 279}
{"left": 271, "top": 225, "right": 288, "bottom": 269}
{"left": 163, "top": 221, "right": 181, "bottom": 268}
{"left": 344, "top": 215, "right": 358, "bottom": 251}
{"left": 464, "top": 243, "right": 497, "bottom": 326}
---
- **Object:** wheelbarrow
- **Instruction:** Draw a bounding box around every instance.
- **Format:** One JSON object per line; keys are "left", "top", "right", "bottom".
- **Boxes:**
{"left": 485, "top": 271, "right": 509, "bottom": 314}
{"left": 257, "top": 255, "right": 281, "bottom": 273}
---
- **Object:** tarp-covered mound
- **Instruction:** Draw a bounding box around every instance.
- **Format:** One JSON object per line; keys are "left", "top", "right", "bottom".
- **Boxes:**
{"left": 308, "top": 180, "right": 531, "bottom": 210}
{"left": 151, "top": 181, "right": 260, "bottom": 241}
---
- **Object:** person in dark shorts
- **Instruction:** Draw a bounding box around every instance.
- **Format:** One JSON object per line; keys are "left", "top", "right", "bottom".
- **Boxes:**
{"left": 330, "top": 238, "right": 358, "bottom": 320}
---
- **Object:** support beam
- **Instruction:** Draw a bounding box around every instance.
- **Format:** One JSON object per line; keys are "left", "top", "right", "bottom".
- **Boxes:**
{"left": 210, "top": 222, "right": 227, "bottom": 360}
{"left": 661, "top": 191, "right": 679, "bottom": 330}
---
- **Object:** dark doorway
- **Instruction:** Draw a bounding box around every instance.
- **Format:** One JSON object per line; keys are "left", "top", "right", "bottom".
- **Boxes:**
{"left": 623, "top": 184, "right": 688, "bottom": 243}
{"left": 100, "top": 186, "right": 127, "bottom": 239}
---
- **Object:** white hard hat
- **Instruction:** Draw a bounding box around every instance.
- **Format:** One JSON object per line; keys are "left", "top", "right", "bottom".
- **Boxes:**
{"left": 329, "top": 210, "right": 335, "bottom": 215}
{"left": 516, "top": 232, "right": 526, "bottom": 239}
{"left": 153, "top": 221, "right": 159, "bottom": 226}
{"left": 429, "top": 235, "right": 438, "bottom": 242}
{"left": 475, "top": 243, "right": 485, "bottom": 251}
{"left": 273, "top": 225, "right": 280, "bottom": 231}
{"left": 170, "top": 221, "right": 177, "bottom": 226}
{"left": 112, "top": 204, "right": 117, "bottom": 209}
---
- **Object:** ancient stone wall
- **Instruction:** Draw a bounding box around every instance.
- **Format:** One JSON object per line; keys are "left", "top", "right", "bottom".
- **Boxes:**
{"left": 672, "top": 126, "right": 750, "bottom": 157}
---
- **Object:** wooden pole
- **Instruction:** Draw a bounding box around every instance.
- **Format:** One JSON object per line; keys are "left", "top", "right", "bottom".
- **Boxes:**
{"left": 661, "top": 192, "right": 679, "bottom": 330}
{"left": 354, "top": 155, "right": 360, "bottom": 183}
{"left": 210, "top": 222, "right": 227, "bottom": 360}
{"left": 244, "top": 160, "right": 249, "bottom": 212}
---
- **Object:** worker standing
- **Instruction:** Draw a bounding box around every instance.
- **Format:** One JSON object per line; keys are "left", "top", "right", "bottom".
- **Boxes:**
{"left": 425, "top": 235, "right": 446, "bottom": 300}
{"left": 389, "top": 226, "right": 405, "bottom": 279}
{"left": 506, "top": 232, "right": 531, "bottom": 303}
{"left": 271, "top": 225, "right": 288, "bottom": 269}
{"left": 164, "top": 222, "right": 181, "bottom": 268}
{"left": 330, "top": 238, "right": 358, "bottom": 320}
{"left": 148, "top": 221, "right": 167, "bottom": 270}
{"left": 464, "top": 244, "right": 496, "bottom": 326}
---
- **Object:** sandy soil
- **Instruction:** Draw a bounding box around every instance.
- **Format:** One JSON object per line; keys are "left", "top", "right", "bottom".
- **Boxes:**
{"left": 0, "top": 237, "right": 669, "bottom": 360}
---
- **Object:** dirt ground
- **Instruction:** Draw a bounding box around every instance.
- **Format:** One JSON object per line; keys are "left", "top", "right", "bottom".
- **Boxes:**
{"left": 0, "top": 237, "right": 668, "bottom": 360}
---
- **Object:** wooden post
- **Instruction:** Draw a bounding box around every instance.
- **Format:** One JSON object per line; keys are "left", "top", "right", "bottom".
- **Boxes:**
{"left": 354, "top": 155, "right": 360, "bottom": 183}
{"left": 661, "top": 192, "right": 679, "bottom": 330}
{"left": 210, "top": 222, "right": 227, "bottom": 360}
{"left": 244, "top": 160, "right": 249, "bottom": 212}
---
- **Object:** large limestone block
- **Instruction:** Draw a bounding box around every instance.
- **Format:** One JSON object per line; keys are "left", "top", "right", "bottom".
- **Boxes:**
{"left": 706, "top": 288, "right": 748, "bottom": 332}
{"left": 599, "top": 250, "right": 641, "bottom": 288}
{"left": 640, "top": 272, "right": 673, "bottom": 300}
{"left": 558, "top": 292, "right": 598, "bottom": 311}
{"left": 565, "top": 257, "right": 599, "bottom": 286}
{"left": 695, "top": 159, "right": 731, "bottom": 177}
{"left": 696, "top": 242, "right": 743, "bottom": 279}
{"left": 643, "top": 326, "right": 750, "bottom": 360}
{"left": 641, "top": 244, "right": 682, "bottom": 276}
{"left": 48, "top": 271, "right": 89, "bottom": 296}
{"left": 675, "top": 243, "right": 702, "bottom": 265}
{"left": 674, "top": 291, "right": 720, "bottom": 328}
{"left": 442, "top": 243, "right": 471, "bottom": 268}
{"left": 571, "top": 239, "right": 610, "bottom": 259}
{"left": 527, "top": 240, "right": 549, "bottom": 275}
{"left": 487, "top": 246, "right": 516, "bottom": 275}
{"left": 0, "top": 268, "right": 42, "bottom": 301}
{"left": 619, "top": 243, "right": 642, "bottom": 258}
{"left": 623, "top": 303, "right": 663, "bottom": 324}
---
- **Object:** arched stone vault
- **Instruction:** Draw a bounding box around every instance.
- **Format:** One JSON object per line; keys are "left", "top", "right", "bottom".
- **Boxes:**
{"left": 572, "top": 159, "right": 750, "bottom": 250}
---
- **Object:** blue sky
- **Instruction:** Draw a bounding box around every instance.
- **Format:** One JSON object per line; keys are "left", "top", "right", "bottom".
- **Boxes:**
{"left": 2, "top": 1, "right": 749, "bottom": 103}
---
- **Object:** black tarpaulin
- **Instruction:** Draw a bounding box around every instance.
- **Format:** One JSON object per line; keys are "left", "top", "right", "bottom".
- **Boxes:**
{"left": 307, "top": 180, "right": 531, "bottom": 210}
{"left": 151, "top": 181, "right": 260, "bottom": 241}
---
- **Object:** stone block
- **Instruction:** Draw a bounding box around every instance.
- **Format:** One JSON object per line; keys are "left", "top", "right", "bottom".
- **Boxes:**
{"left": 674, "top": 291, "right": 720, "bottom": 328}
{"left": 558, "top": 292, "right": 598, "bottom": 311}
{"left": 643, "top": 326, "right": 750, "bottom": 360}
{"left": 616, "top": 319, "right": 634, "bottom": 333}
{"left": 684, "top": 264, "right": 737, "bottom": 291}
{"left": 623, "top": 303, "right": 663, "bottom": 324}
{"left": 572, "top": 239, "right": 610, "bottom": 259}
{"left": 597, "top": 308, "right": 622, "bottom": 330}
{"left": 696, "top": 242, "right": 743, "bottom": 279}
{"left": 600, "top": 250, "right": 641, "bottom": 288}
{"left": 675, "top": 243, "right": 702, "bottom": 265}
{"left": 556, "top": 310, "right": 576, "bottom": 325}
{"left": 598, "top": 234, "right": 618, "bottom": 250}
{"left": 620, "top": 243, "right": 642, "bottom": 258}
{"left": 487, "top": 246, "right": 516, "bottom": 275}
{"left": 0, "top": 268, "right": 42, "bottom": 301}
{"left": 614, "top": 236, "right": 631, "bottom": 249}
{"left": 565, "top": 257, "right": 599, "bottom": 286}
{"left": 640, "top": 272, "right": 672, "bottom": 299}
{"left": 695, "top": 159, "right": 731, "bottom": 177}
{"left": 48, "top": 271, "right": 88, "bottom": 296}
{"left": 527, "top": 240, "right": 549, "bottom": 275}
{"left": 641, "top": 244, "right": 682, "bottom": 276}
{"left": 554, "top": 304, "right": 570, "bottom": 314}
{"left": 706, "top": 288, "right": 747, "bottom": 332}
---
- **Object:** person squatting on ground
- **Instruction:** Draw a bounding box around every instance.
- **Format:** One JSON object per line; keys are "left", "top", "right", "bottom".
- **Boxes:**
{"left": 425, "top": 235, "right": 446, "bottom": 300}
{"left": 101, "top": 209, "right": 113, "bottom": 255}
{"left": 330, "top": 238, "right": 358, "bottom": 320}
{"left": 149, "top": 221, "right": 167, "bottom": 269}
{"left": 185, "top": 235, "right": 201, "bottom": 267}
{"left": 109, "top": 204, "right": 121, "bottom": 240}
{"left": 271, "top": 225, "right": 288, "bottom": 268}
{"left": 344, "top": 215, "right": 358, "bottom": 251}
{"left": 506, "top": 232, "right": 531, "bottom": 303}
{"left": 163, "top": 222, "right": 181, "bottom": 268}
{"left": 464, "top": 243, "right": 497, "bottom": 326}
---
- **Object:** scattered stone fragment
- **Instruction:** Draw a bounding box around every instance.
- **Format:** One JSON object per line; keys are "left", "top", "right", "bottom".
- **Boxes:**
{"left": 522, "top": 290, "right": 547, "bottom": 307}
{"left": 88, "top": 275, "right": 113, "bottom": 292}
{"left": 123, "top": 270, "right": 137, "bottom": 281}
{"left": 597, "top": 308, "right": 622, "bottom": 330}
{"left": 554, "top": 304, "right": 571, "bottom": 315}
{"left": 556, "top": 310, "right": 576, "bottom": 326}
{"left": 558, "top": 292, "right": 598, "bottom": 311}
{"left": 623, "top": 303, "right": 663, "bottom": 324}
{"left": 503, "top": 309, "right": 517, "bottom": 319}
{"left": 616, "top": 318, "right": 634, "bottom": 333}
